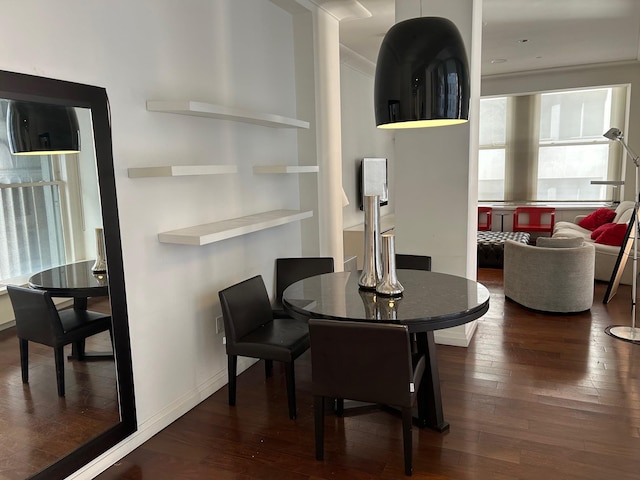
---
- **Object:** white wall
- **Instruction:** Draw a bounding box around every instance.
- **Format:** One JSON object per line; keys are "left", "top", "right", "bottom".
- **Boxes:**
{"left": 0, "top": 0, "right": 330, "bottom": 477}
{"left": 339, "top": 51, "right": 395, "bottom": 229}
{"left": 392, "top": 0, "right": 483, "bottom": 347}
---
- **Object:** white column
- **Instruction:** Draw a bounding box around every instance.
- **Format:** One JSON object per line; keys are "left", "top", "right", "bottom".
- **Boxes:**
{"left": 289, "top": 2, "right": 344, "bottom": 267}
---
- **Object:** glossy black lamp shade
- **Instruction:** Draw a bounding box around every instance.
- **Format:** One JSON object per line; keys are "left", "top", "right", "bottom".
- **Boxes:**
{"left": 374, "top": 17, "right": 470, "bottom": 129}
{"left": 7, "top": 101, "right": 80, "bottom": 155}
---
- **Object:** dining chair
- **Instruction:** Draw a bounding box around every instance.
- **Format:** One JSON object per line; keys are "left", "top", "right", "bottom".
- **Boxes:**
{"left": 218, "top": 275, "right": 310, "bottom": 419}
{"left": 6, "top": 285, "right": 112, "bottom": 397}
{"left": 395, "top": 254, "right": 431, "bottom": 271}
{"left": 274, "top": 257, "right": 335, "bottom": 317}
{"left": 513, "top": 206, "right": 556, "bottom": 235}
{"left": 309, "top": 318, "right": 426, "bottom": 476}
{"left": 478, "top": 206, "right": 492, "bottom": 231}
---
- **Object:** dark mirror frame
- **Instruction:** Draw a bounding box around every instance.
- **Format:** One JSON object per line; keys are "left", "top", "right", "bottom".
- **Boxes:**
{"left": 0, "top": 70, "right": 136, "bottom": 480}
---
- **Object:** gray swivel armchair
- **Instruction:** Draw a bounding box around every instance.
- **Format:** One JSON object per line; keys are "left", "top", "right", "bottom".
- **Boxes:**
{"left": 503, "top": 238, "right": 595, "bottom": 313}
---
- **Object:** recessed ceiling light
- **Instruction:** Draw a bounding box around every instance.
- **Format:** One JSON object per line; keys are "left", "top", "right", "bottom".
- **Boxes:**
{"left": 490, "top": 59, "right": 507, "bottom": 64}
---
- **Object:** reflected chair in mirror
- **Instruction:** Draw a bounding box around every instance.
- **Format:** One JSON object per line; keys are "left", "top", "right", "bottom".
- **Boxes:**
{"left": 396, "top": 254, "right": 431, "bottom": 271}
{"left": 309, "top": 319, "right": 426, "bottom": 476}
{"left": 274, "top": 257, "right": 335, "bottom": 317}
{"left": 478, "top": 206, "right": 492, "bottom": 231}
{"left": 513, "top": 206, "right": 555, "bottom": 236}
{"left": 219, "top": 275, "right": 310, "bottom": 420}
{"left": 6, "top": 285, "right": 112, "bottom": 397}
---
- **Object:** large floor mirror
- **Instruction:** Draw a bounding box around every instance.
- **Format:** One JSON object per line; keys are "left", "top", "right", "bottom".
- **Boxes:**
{"left": 0, "top": 70, "right": 136, "bottom": 479}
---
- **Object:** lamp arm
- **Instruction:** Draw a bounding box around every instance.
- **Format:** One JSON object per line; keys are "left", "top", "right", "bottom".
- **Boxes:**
{"left": 618, "top": 137, "right": 640, "bottom": 168}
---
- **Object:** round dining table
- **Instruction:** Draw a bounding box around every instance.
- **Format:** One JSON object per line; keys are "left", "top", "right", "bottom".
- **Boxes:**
{"left": 283, "top": 269, "right": 490, "bottom": 431}
{"left": 28, "top": 260, "right": 108, "bottom": 309}
{"left": 29, "top": 260, "right": 111, "bottom": 359}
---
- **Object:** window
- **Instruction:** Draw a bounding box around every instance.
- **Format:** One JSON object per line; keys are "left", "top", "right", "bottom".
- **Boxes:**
{"left": 478, "top": 86, "right": 626, "bottom": 203}
{"left": 478, "top": 97, "right": 507, "bottom": 200}
{"left": 0, "top": 104, "right": 100, "bottom": 285}
{"left": 537, "top": 89, "right": 612, "bottom": 201}
{"left": 0, "top": 102, "right": 67, "bottom": 283}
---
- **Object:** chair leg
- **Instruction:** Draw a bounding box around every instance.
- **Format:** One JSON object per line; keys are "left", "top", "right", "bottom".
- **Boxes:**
{"left": 314, "top": 395, "right": 325, "bottom": 460}
{"left": 335, "top": 398, "right": 344, "bottom": 416}
{"left": 54, "top": 347, "right": 65, "bottom": 397}
{"left": 19, "top": 338, "right": 28, "bottom": 384}
{"left": 284, "top": 362, "right": 296, "bottom": 420}
{"left": 264, "top": 359, "right": 273, "bottom": 378}
{"left": 74, "top": 340, "right": 86, "bottom": 360}
{"left": 402, "top": 407, "right": 413, "bottom": 476}
{"left": 227, "top": 355, "right": 237, "bottom": 406}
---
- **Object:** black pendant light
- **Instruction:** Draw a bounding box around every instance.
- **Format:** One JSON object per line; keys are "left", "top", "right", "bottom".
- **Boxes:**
{"left": 7, "top": 100, "right": 80, "bottom": 155}
{"left": 374, "top": 17, "right": 470, "bottom": 129}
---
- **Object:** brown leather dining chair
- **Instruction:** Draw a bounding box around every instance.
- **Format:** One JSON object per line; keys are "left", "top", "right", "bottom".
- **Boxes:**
{"left": 6, "top": 285, "right": 112, "bottom": 397}
{"left": 395, "top": 254, "right": 431, "bottom": 271}
{"left": 218, "top": 275, "right": 310, "bottom": 419}
{"left": 273, "top": 257, "right": 335, "bottom": 317}
{"left": 308, "top": 318, "right": 426, "bottom": 476}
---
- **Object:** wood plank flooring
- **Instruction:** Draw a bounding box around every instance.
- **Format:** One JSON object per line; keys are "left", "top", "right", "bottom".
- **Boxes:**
{"left": 97, "top": 269, "right": 640, "bottom": 479}
{"left": 0, "top": 298, "right": 118, "bottom": 480}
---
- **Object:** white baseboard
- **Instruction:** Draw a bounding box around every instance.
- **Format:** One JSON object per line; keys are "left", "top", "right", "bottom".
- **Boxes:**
{"left": 65, "top": 357, "right": 256, "bottom": 480}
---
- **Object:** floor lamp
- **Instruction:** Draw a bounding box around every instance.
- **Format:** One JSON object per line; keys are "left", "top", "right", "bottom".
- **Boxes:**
{"left": 603, "top": 127, "right": 640, "bottom": 342}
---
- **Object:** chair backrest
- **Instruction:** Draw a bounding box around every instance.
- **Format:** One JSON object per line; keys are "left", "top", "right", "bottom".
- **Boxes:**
{"left": 395, "top": 254, "right": 431, "bottom": 271}
{"left": 275, "top": 257, "right": 334, "bottom": 305}
{"left": 309, "top": 319, "right": 422, "bottom": 408}
{"left": 6, "top": 285, "right": 64, "bottom": 346}
{"left": 219, "top": 275, "right": 274, "bottom": 344}
{"left": 613, "top": 201, "right": 636, "bottom": 223}
{"left": 478, "top": 206, "right": 492, "bottom": 231}
{"left": 513, "top": 206, "right": 555, "bottom": 232}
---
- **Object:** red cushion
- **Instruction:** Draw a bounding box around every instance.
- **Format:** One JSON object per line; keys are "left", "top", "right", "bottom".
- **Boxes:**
{"left": 578, "top": 208, "right": 616, "bottom": 231}
{"left": 594, "top": 223, "right": 629, "bottom": 246}
{"left": 590, "top": 223, "right": 611, "bottom": 240}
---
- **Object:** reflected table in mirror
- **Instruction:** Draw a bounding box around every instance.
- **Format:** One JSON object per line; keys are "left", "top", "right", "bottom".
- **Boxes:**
{"left": 29, "top": 260, "right": 112, "bottom": 359}
{"left": 283, "top": 270, "right": 490, "bottom": 432}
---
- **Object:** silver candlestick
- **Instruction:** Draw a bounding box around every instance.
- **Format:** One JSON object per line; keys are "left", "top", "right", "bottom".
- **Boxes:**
{"left": 358, "top": 194, "right": 382, "bottom": 289}
{"left": 376, "top": 231, "right": 404, "bottom": 296}
{"left": 92, "top": 227, "right": 107, "bottom": 273}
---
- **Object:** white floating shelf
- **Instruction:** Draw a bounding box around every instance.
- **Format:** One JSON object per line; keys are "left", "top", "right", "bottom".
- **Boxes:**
{"left": 147, "top": 100, "right": 309, "bottom": 129}
{"left": 128, "top": 165, "right": 238, "bottom": 178}
{"left": 158, "top": 209, "right": 313, "bottom": 246}
{"left": 253, "top": 165, "right": 319, "bottom": 174}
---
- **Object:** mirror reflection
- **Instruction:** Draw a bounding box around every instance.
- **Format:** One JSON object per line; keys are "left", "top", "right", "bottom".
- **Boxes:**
{"left": 0, "top": 101, "right": 120, "bottom": 478}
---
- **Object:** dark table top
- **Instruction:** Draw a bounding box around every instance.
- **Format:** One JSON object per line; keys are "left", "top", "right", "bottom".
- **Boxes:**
{"left": 28, "top": 260, "right": 109, "bottom": 298}
{"left": 282, "top": 270, "right": 490, "bottom": 332}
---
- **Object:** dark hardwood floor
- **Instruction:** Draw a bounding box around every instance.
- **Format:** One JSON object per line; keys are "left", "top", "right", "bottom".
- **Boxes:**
{"left": 97, "top": 269, "right": 640, "bottom": 479}
{"left": 0, "top": 298, "right": 118, "bottom": 480}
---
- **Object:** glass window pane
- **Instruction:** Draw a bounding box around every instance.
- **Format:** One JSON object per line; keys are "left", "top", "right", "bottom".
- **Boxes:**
{"left": 536, "top": 144, "right": 609, "bottom": 201}
{"left": 479, "top": 97, "right": 507, "bottom": 146}
{"left": 478, "top": 149, "right": 505, "bottom": 201}
{"left": 0, "top": 104, "right": 66, "bottom": 282}
{"left": 539, "top": 88, "right": 612, "bottom": 143}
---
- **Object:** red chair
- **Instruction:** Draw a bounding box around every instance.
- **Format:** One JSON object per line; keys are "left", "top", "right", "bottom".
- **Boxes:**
{"left": 478, "top": 207, "right": 492, "bottom": 231}
{"left": 513, "top": 207, "right": 555, "bottom": 234}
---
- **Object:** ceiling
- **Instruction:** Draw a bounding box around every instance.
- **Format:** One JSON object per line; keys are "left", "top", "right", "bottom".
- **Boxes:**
{"left": 329, "top": 0, "right": 640, "bottom": 76}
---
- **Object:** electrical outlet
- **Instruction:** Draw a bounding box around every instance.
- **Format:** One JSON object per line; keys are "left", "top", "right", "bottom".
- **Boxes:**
{"left": 215, "top": 316, "right": 224, "bottom": 334}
